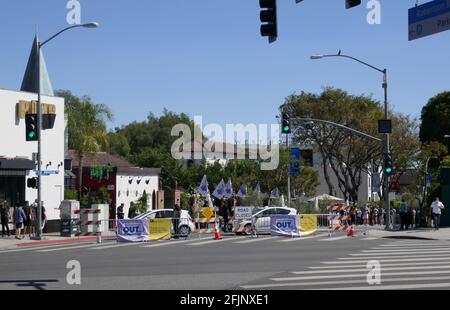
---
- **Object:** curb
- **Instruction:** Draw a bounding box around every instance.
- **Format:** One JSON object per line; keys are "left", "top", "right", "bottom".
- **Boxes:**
{"left": 15, "top": 236, "right": 117, "bottom": 248}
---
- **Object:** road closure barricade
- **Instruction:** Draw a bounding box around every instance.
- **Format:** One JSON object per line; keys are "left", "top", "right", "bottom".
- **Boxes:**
{"left": 74, "top": 209, "right": 102, "bottom": 243}
{"left": 194, "top": 206, "right": 220, "bottom": 237}
{"left": 231, "top": 206, "right": 254, "bottom": 235}
{"left": 326, "top": 205, "right": 358, "bottom": 237}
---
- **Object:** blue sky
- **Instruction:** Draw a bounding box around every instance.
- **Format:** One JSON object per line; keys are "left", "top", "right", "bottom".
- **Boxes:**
{"left": 1, "top": 0, "right": 449, "bottom": 131}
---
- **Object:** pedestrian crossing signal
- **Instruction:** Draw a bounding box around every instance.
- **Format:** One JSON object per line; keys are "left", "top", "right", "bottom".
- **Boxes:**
{"left": 390, "top": 181, "right": 400, "bottom": 192}
{"left": 282, "top": 113, "right": 291, "bottom": 134}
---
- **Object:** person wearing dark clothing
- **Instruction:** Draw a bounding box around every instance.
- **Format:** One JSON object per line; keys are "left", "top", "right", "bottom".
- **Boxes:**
{"left": 13, "top": 205, "right": 27, "bottom": 240}
{"left": 117, "top": 203, "right": 125, "bottom": 220}
{"left": 399, "top": 200, "right": 408, "bottom": 230}
{"left": 1, "top": 201, "right": 11, "bottom": 237}
{"left": 172, "top": 204, "right": 181, "bottom": 238}
{"left": 221, "top": 198, "right": 229, "bottom": 232}
{"left": 23, "top": 201, "right": 33, "bottom": 238}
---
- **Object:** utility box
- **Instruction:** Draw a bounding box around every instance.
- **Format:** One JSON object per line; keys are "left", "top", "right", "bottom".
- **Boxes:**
{"left": 59, "top": 200, "right": 80, "bottom": 237}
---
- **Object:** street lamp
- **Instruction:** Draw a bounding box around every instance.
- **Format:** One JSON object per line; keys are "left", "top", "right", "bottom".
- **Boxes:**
{"left": 35, "top": 22, "right": 99, "bottom": 240}
{"left": 310, "top": 51, "right": 392, "bottom": 230}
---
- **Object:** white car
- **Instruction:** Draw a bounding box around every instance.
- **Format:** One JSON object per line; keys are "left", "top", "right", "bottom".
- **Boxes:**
{"left": 233, "top": 207, "right": 298, "bottom": 235}
{"left": 133, "top": 209, "right": 195, "bottom": 236}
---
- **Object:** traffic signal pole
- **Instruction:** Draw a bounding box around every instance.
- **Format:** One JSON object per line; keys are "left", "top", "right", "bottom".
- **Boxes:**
{"left": 36, "top": 42, "right": 43, "bottom": 240}
{"left": 383, "top": 69, "right": 392, "bottom": 230}
{"left": 286, "top": 133, "right": 291, "bottom": 206}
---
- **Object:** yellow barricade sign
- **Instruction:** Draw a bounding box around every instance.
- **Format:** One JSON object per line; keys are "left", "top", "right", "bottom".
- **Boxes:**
{"left": 149, "top": 218, "right": 172, "bottom": 241}
{"left": 202, "top": 207, "right": 214, "bottom": 221}
{"left": 300, "top": 215, "right": 318, "bottom": 236}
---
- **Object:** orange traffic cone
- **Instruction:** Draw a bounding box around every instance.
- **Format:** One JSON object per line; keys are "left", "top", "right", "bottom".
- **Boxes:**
{"left": 348, "top": 226, "right": 355, "bottom": 238}
{"left": 214, "top": 222, "right": 222, "bottom": 240}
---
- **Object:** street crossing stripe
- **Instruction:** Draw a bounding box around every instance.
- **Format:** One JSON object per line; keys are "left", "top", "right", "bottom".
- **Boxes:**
{"left": 278, "top": 234, "right": 329, "bottom": 242}
{"left": 309, "top": 261, "right": 450, "bottom": 269}
{"left": 189, "top": 237, "right": 247, "bottom": 246}
{"left": 240, "top": 275, "right": 450, "bottom": 290}
{"left": 378, "top": 243, "right": 450, "bottom": 247}
{"left": 271, "top": 270, "right": 450, "bottom": 282}
{"left": 324, "top": 256, "right": 450, "bottom": 264}
{"left": 339, "top": 253, "right": 450, "bottom": 260}
{"left": 349, "top": 250, "right": 450, "bottom": 256}
{"left": 362, "top": 247, "right": 450, "bottom": 253}
{"left": 37, "top": 242, "right": 111, "bottom": 252}
{"left": 319, "top": 236, "right": 349, "bottom": 241}
{"left": 234, "top": 237, "right": 281, "bottom": 244}
{"left": 291, "top": 265, "right": 450, "bottom": 275}
{"left": 91, "top": 241, "right": 156, "bottom": 250}
{"left": 319, "top": 283, "right": 450, "bottom": 290}
{"left": 141, "top": 239, "right": 197, "bottom": 248}
{"left": 0, "top": 242, "right": 110, "bottom": 254}
{"left": 360, "top": 237, "right": 378, "bottom": 240}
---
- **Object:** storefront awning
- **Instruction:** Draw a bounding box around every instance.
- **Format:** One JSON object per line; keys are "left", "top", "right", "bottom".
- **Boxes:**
{"left": 0, "top": 158, "right": 35, "bottom": 170}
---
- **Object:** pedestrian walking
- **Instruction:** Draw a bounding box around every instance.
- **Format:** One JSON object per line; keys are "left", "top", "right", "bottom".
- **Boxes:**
{"left": 23, "top": 201, "right": 33, "bottom": 238}
{"left": 356, "top": 208, "right": 362, "bottom": 225}
{"left": 399, "top": 199, "right": 408, "bottom": 230}
{"left": 13, "top": 204, "right": 26, "bottom": 240}
{"left": 1, "top": 200, "right": 11, "bottom": 237}
{"left": 431, "top": 197, "right": 445, "bottom": 231}
{"left": 363, "top": 206, "right": 369, "bottom": 226}
{"left": 172, "top": 204, "right": 181, "bottom": 238}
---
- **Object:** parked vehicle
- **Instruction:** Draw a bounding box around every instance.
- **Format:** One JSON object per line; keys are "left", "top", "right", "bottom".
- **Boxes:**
{"left": 133, "top": 209, "right": 195, "bottom": 236}
{"left": 232, "top": 207, "right": 297, "bottom": 235}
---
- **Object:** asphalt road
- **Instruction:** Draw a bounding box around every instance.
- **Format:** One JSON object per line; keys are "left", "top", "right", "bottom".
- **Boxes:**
{"left": 1, "top": 233, "right": 450, "bottom": 290}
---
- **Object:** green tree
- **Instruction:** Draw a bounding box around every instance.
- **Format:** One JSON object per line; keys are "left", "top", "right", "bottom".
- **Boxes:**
{"left": 420, "top": 91, "right": 450, "bottom": 151}
{"left": 57, "top": 90, "right": 114, "bottom": 201}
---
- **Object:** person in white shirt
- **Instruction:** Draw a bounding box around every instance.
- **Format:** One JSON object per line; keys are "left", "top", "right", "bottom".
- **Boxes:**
{"left": 431, "top": 197, "right": 445, "bottom": 230}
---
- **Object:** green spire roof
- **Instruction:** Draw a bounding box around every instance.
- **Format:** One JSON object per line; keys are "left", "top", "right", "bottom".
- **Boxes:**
{"left": 20, "top": 34, "right": 54, "bottom": 96}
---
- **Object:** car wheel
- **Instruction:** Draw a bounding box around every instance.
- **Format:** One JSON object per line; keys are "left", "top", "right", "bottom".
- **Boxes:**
{"left": 179, "top": 225, "right": 190, "bottom": 237}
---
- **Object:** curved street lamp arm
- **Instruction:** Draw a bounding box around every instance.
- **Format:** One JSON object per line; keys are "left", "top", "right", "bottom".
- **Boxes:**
{"left": 40, "top": 24, "right": 87, "bottom": 47}
{"left": 294, "top": 117, "right": 383, "bottom": 143}
{"left": 322, "top": 54, "right": 385, "bottom": 74}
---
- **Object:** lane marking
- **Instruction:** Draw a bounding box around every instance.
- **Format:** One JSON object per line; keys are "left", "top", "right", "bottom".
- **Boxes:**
{"left": 271, "top": 270, "right": 450, "bottom": 282}
{"left": 319, "top": 236, "right": 349, "bottom": 242}
{"left": 349, "top": 250, "right": 450, "bottom": 256}
{"left": 320, "top": 282, "right": 450, "bottom": 290}
{"left": 339, "top": 253, "right": 450, "bottom": 260}
{"left": 38, "top": 242, "right": 111, "bottom": 252}
{"left": 309, "top": 261, "right": 449, "bottom": 269}
{"left": 241, "top": 275, "right": 450, "bottom": 290}
{"left": 233, "top": 237, "right": 281, "bottom": 244}
{"left": 362, "top": 247, "right": 450, "bottom": 253}
{"left": 323, "top": 256, "right": 450, "bottom": 264}
{"left": 278, "top": 234, "right": 329, "bottom": 242}
{"left": 141, "top": 239, "right": 197, "bottom": 248}
{"left": 0, "top": 241, "right": 113, "bottom": 254}
{"left": 292, "top": 265, "right": 450, "bottom": 275}
{"left": 189, "top": 237, "right": 247, "bottom": 246}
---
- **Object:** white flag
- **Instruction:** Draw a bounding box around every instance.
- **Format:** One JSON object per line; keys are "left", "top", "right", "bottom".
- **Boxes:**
{"left": 198, "top": 175, "right": 209, "bottom": 197}
{"left": 224, "top": 179, "right": 233, "bottom": 199}
{"left": 270, "top": 188, "right": 280, "bottom": 199}
{"left": 254, "top": 182, "right": 261, "bottom": 194}
{"left": 236, "top": 184, "right": 247, "bottom": 198}
{"left": 212, "top": 179, "right": 226, "bottom": 199}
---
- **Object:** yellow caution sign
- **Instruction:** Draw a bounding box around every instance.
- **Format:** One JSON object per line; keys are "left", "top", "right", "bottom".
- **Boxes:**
{"left": 300, "top": 215, "right": 318, "bottom": 236}
{"left": 149, "top": 218, "right": 171, "bottom": 241}
{"left": 202, "top": 207, "right": 214, "bottom": 221}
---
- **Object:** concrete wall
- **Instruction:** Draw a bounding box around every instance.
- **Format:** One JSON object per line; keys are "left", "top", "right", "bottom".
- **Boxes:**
{"left": 0, "top": 88, "right": 65, "bottom": 221}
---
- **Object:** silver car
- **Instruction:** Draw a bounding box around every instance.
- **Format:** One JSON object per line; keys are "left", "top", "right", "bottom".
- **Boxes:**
{"left": 233, "top": 207, "right": 298, "bottom": 235}
{"left": 133, "top": 209, "right": 195, "bottom": 236}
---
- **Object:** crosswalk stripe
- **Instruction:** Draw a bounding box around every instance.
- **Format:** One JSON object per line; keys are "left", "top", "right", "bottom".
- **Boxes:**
{"left": 233, "top": 237, "right": 280, "bottom": 244}
{"left": 320, "top": 282, "right": 450, "bottom": 290}
{"left": 323, "top": 256, "right": 450, "bottom": 264}
{"left": 292, "top": 265, "right": 450, "bottom": 275}
{"left": 141, "top": 239, "right": 196, "bottom": 248}
{"left": 37, "top": 242, "right": 110, "bottom": 252}
{"left": 189, "top": 237, "right": 246, "bottom": 246}
{"left": 0, "top": 241, "right": 111, "bottom": 254}
{"left": 340, "top": 253, "right": 450, "bottom": 260}
{"left": 362, "top": 247, "right": 450, "bottom": 253}
{"left": 241, "top": 275, "right": 450, "bottom": 290}
{"left": 360, "top": 237, "right": 378, "bottom": 240}
{"left": 309, "top": 261, "right": 448, "bottom": 269}
{"left": 349, "top": 250, "right": 450, "bottom": 256}
{"left": 319, "top": 236, "right": 349, "bottom": 242}
{"left": 271, "top": 270, "right": 450, "bottom": 282}
{"left": 374, "top": 245, "right": 450, "bottom": 249}
{"left": 379, "top": 243, "right": 450, "bottom": 247}
{"left": 278, "top": 234, "right": 329, "bottom": 242}
{"left": 91, "top": 241, "right": 153, "bottom": 250}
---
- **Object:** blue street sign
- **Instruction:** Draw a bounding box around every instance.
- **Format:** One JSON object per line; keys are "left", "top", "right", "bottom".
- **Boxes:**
{"left": 35, "top": 170, "right": 60, "bottom": 177}
{"left": 290, "top": 147, "right": 301, "bottom": 176}
{"left": 409, "top": 0, "right": 450, "bottom": 41}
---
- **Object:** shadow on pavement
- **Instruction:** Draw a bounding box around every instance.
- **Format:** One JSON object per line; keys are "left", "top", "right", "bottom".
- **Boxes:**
{"left": 0, "top": 279, "right": 59, "bottom": 290}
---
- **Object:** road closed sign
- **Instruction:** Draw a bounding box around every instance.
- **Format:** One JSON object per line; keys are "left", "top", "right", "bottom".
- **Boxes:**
{"left": 234, "top": 206, "right": 253, "bottom": 219}
{"left": 270, "top": 215, "right": 300, "bottom": 237}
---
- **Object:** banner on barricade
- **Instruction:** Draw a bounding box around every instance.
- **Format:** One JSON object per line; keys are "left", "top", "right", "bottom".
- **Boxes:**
{"left": 234, "top": 206, "right": 253, "bottom": 220}
{"left": 270, "top": 215, "right": 300, "bottom": 237}
{"left": 149, "top": 218, "right": 172, "bottom": 241}
{"left": 117, "top": 219, "right": 149, "bottom": 243}
{"left": 299, "top": 215, "right": 318, "bottom": 236}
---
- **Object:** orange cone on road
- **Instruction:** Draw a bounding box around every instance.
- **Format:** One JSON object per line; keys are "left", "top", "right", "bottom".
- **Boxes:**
{"left": 348, "top": 225, "right": 355, "bottom": 237}
{"left": 214, "top": 222, "right": 222, "bottom": 240}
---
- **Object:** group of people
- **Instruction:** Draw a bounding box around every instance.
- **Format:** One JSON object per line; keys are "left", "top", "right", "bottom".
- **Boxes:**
{"left": 213, "top": 196, "right": 237, "bottom": 232}
{"left": 0, "top": 200, "right": 47, "bottom": 240}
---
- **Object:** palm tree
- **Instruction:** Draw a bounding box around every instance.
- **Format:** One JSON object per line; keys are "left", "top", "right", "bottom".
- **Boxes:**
{"left": 58, "top": 90, "right": 114, "bottom": 202}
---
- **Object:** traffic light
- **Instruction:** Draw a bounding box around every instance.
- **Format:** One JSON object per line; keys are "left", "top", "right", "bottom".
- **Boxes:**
{"left": 281, "top": 113, "right": 291, "bottom": 134}
{"left": 346, "top": 0, "right": 362, "bottom": 8}
{"left": 27, "top": 177, "right": 38, "bottom": 189}
{"left": 390, "top": 181, "right": 400, "bottom": 192}
{"left": 260, "top": 0, "right": 277, "bottom": 43}
{"left": 25, "top": 114, "right": 38, "bottom": 142}
{"left": 384, "top": 153, "right": 394, "bottom": 176}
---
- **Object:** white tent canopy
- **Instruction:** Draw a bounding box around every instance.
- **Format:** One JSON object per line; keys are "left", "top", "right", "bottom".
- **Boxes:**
{"left": 308, "top": 194, "right": 344, "bottom": 203}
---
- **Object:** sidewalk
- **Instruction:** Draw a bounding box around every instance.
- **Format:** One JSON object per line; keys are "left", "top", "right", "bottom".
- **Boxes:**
{"left": 0, "top": 231, "right": 117, "bottom": 251}
{"left": 368, "top": 227, "right": 450, "bottom": 241}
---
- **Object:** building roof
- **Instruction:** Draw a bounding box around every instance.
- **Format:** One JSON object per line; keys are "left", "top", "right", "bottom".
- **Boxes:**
{"left": 20, "top": 34, "right": 54, "bottom": 96}
{"left": 68, "top": 150, "right": 161, "bottom": 176}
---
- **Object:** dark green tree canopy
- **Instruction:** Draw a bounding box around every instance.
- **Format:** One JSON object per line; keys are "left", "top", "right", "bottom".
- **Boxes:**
{"left": 420, "top": 91, "right": 450, "bottom": 152}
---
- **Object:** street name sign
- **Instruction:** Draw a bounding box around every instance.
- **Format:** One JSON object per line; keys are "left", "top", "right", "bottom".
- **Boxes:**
{"left": 409, "top": 0, "right": 450, "bottom": 41}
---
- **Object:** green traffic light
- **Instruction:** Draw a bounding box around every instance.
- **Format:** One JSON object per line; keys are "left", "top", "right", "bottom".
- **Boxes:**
{"left": 385, "top": 167, "right": 392, "bottom": 174}
{"left": 28, "top": 132, "right": 35, "bottom": 139}
{"left": 283, "top": 126, "right": 290, "bottom": 132}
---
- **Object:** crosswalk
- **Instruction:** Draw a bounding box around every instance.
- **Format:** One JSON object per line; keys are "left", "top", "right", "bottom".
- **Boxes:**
{"left": 0, "top": 233, "right": 374, "bottom": 254}
{"left": 240, "top": 239, "right": 450, "bottom": 290}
